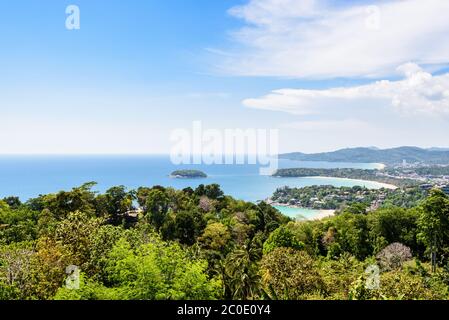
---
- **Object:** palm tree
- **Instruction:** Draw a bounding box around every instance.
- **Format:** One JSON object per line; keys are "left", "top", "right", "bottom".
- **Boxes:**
{"left": 225, "top": 245, "right": 261, "bottom": 300}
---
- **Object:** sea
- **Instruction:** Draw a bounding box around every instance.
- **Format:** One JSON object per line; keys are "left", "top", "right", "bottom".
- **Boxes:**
{"left": 0, "top": 155, "right": 387, "bottom": 219}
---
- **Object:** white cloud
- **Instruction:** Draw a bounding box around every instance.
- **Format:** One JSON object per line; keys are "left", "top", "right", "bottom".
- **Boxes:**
{"left": 222, "top": 0, "right": 449, "bottom": 78}
{"left": 243, "top": 63, "right": 449, "bottom": 116}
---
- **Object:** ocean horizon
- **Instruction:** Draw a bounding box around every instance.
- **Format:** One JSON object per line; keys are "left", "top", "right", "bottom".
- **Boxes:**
{"left": 0, "top": 155, "right": 386, "bottom": 205}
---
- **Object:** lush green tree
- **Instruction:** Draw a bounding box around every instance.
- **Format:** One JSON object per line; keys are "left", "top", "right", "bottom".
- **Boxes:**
{"left": 375, "top": 270, "right": 445, "bottom": 300}
{"left": 136, "top": 187, "right": 153, "bottom": 208}
{"left": 172, "top": 210, "right": 205, "bottom": 245}
{"left": 0, "top": 200, "right": 8, "bottom": 211}
{"left": 0, "top": 281, "right": 21, "bottom": 300}
{"left": 417, "top": 189, "right": 449, "bottom": 269}
{"left": 28, "top": 237, "right": 71, "bottom": 299}
{"left": 224, "top": 246, "right": 261, "bottom": 300}
{"left": 54, "top": 273, "right": 120, "bottom": 300}
{"left": 99, "top": 186, "right": 135, "bottom": 225}
{"left": 262, "top": 226, "right": 304, "bottom": 255}
{"left": 324, "top": 213, "right": 372, "bottom": 260}
{"left": 198, "top": 222, "right": 231, "bottom": 251}
{"left": 85, "top": 224, "right": 123, "bottom": 281}
{"left": 33, "top": 182, "right": 98, "bottom": 219}
{"left": 36, "top": 209, "right": 58, "bottom": 238}
{"left": 386, "top": 272, "right": 442, "bottom": 299}
{"left": 260, "top": 248, "right": 325, "bottom": 300}
{"left": 103, "top": 236, "right": 221, "bottom": 300}
{"left": 194, "top": 184, "right": 224, "bottom": 200}
{"left": 0, "top": 204, "right": 39, "bottom": 244}
{"left": 204, "top": 184, "right": 224, "bottom": 200}
{"left": 144, "top": 189, "right": 170, "bottom": 231}
{"left": 343, "top": 202, "right": 368, "bottom": 215}
{"left": 55, "top": 211, "right": 104, "bottom": 268}
{"left": 194, "top": 184, "right": 206, "bottom": 197}
{"left": 182, "top": 187, "right": 195, "bottom": 196}
{"left": 232, "top": 223, "right": 254, "bottom": 246}
{"left": 252, "top": 202, "right": 288, "bottom": 235}
{"left": 319, "top": 253, "right": 364, "bottom": 299}
{"left": 368, "top": 207, "right": 421, "bottom": 255}
{"left": 2, "top": 197, "right": 22, "bottom": 210}
{"left": 289, "top": 220, "right": 326, "bottom": 256}
{"left": 3, "top": 181, "right": 449, "bottom": 301}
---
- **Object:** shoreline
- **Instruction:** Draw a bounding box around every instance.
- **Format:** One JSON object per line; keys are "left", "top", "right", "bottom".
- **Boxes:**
{"left": 267, "top": 170, "right": 397, "bottom": 221}
{"left": 169, "top": 175, "right": 207, "bottom": 179}
{"left": 271, "top": 175, "right": 398, "bottom": 190}
{"left": 270, "top": 202, "right": 336, "bottom": 221}
{"left": 313, "top": 210, "right": 336, "bottom": 220}
{"left": 304, "top": 176, "right": 398, "bottom": 190}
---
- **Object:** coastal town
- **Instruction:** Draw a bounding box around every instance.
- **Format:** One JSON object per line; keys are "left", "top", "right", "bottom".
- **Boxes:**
{"left": 379, "top": 163, "right": 449, "bottom": 193}
{"left": 269, "top": 164, "right": 449, "bottom": 215}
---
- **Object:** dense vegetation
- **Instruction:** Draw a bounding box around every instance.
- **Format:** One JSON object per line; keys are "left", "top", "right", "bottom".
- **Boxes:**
{"left": 1, "top": 183, "right": 449, "bottom": 300}
{"left": 280, "top": 146, "right": 449, "bottom": 166}
{"left": 273, "top": 168, "right": 417, "bottom": 187}
{"left": 386, "top": 166, "right": 449, "bottom": 177}
{"left": 271, "top": 185, "right": 428, "bottom": 210}
{"left": 170, "top": 170, "right": 207, "bottom": 178}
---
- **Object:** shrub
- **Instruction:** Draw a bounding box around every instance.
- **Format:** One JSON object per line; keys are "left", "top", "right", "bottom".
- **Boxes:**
{"left": 376, "top": 242, "right": 412, "bottom": 271}
{"left": 262, "top": 226, "right": 304, "bottom": 255}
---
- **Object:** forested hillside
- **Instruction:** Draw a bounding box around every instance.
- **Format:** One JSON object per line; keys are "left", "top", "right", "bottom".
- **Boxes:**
{"left": 280, "top": 147, "right": 449, "bottom": 165}
{"left": 1, "top": 183, "right": 449, "bottom": 300}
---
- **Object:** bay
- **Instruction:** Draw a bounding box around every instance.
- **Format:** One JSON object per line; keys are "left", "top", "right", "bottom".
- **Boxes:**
{"left": 0, "top": 155, "right": 387, "bottom": 218}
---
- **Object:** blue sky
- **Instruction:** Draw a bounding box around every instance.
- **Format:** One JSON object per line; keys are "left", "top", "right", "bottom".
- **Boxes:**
{"left": 1, "top": 0, "right": 449, "bottom": 154}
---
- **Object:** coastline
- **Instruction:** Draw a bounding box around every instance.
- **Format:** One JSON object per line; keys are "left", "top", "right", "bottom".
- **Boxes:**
{"left": 268, "top": 171, "right": 395, "bottom": 221}
{"left": 270, "top": 202, "right": 336, "bottom": 221}
{"left": 169, "top": 175, "right": 207, "bottom": 179}
{"left": 304, "top": 176, "right": 398, "bottom": 190}
{"left": 313, "top": 210, "right": 335, "bottom": 220}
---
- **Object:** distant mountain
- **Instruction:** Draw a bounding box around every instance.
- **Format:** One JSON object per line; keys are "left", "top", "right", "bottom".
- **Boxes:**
{"left": 280, "top": 147, "right": 449, "bottom": 165}
{"left": 427, "top": 147, "right": 449, "bottom": 152}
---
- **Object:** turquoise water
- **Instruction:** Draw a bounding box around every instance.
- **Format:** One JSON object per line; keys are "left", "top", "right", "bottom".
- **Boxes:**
{"left": 273, "top": 206, "right": 332, "bottom": 220}
{"left": 0, "top": 156, "right": 385, "bottom": 205}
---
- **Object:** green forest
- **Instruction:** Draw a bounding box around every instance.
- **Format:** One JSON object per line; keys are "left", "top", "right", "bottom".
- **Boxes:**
{"left": 1, "top": 183, "right": 449, "bottom": 300}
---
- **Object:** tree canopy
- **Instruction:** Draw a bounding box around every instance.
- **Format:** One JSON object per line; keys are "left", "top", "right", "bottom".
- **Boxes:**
{"left": 1, "top": 184, "right": 449, "bottom": 300}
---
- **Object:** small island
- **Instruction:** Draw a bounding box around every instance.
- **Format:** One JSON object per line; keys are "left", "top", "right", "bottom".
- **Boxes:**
{"left": 170, "top": 169, "right": 207, "bottom": 179}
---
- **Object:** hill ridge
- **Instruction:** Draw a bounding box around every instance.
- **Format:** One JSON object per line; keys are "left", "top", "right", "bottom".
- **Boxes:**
{"left": 280, "top": 146, "right": 449, "bottom": 165}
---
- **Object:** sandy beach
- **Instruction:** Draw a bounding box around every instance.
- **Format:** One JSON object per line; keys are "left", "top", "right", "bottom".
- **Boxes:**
{"left": 312, "top": 210, "right": 335, "bottom": 220}
{"left": 271, "top": 202, "right": 336, "bottom": 220}
{"left": 305, "top": 176, "right": 398, "bottom": 190}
